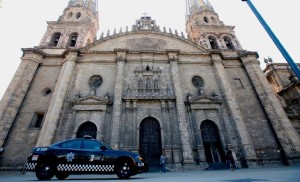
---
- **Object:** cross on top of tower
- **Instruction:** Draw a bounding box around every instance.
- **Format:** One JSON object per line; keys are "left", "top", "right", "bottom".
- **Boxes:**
{"left": 142, "top": 12, "right": 148, "bottom": 17}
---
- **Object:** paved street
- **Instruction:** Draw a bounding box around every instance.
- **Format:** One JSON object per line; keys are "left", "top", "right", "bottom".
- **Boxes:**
{"left": 0, "top": 167, "right": 299, "bottom": 182}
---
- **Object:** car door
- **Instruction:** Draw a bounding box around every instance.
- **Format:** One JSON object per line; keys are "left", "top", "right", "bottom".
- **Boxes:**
{"left": 81, "top": 140, "right": 114, "bottom": 173}
{"left": 54, "top": 140, "right": 84, "bottom": 172}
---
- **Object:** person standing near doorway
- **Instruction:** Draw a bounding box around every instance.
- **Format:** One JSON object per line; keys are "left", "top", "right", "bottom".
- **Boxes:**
{"left": 160, "top": 154, "right": 166, "bottom": 173}
{"left": 226, "top": 150, "right": 236, "bottom": 171}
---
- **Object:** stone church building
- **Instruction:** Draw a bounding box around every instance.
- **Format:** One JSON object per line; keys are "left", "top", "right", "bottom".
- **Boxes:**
{"left": 0, "top": 0, "right": 300, "bottom": 169}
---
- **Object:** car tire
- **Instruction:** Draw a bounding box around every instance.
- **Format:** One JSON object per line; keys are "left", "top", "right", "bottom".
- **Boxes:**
{"left": 116, "top": 161, "right": 132, "bottom": 179}
{"left": 55, "top": 172, "right": 69, "bottom": 180}
{"left": 36, "top": 162, "right": 55, "bottom": 180}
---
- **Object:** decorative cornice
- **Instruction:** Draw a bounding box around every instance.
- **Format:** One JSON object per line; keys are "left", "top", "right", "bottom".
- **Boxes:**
{"left": 123, "top": 96, "right": 176, "bottom": 101}
{"left": 72, "top": 95, "right": 112, "bottom": 106}
{"left": 21, "top": 48, "right": 47, "bottom": 58}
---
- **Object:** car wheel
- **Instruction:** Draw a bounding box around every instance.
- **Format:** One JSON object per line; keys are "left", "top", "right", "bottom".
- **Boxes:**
{"left": 35, "top": 162, "right": 55, "bottom": 180}
{"left": 55, "top": 172, "right": 69, "bottom": 180}
{"left": 116, "top": 161, "right": 132, "bottom": 179}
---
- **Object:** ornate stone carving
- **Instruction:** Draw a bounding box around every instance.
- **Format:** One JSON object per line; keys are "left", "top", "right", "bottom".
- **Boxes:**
{"left": 126, "top": 37, "right": 166, "bottom": 51}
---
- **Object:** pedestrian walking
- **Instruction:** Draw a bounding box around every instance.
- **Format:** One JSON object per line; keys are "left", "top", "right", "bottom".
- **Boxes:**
{"left": 226, "top": 150, "right": 236, "bottom": 171}
{"left": 160, "top": 154, "right": 166, "bottom": 173}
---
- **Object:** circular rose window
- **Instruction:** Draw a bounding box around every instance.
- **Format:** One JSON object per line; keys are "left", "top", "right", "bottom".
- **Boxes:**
{"left": 89, "top": 75, "right": 103, "bottom": 89}
{"left": 192, "top": 76, "right": 204, "bottom": 88}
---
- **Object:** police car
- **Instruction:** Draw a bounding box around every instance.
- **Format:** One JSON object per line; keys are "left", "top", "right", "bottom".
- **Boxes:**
{"left": 25, "top": 136, "right": 145, "bottom": 180}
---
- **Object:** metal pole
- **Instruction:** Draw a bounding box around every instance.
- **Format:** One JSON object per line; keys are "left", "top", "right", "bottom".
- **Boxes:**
{"left": 242, "top": 0, "right": 300, "bottom": 79}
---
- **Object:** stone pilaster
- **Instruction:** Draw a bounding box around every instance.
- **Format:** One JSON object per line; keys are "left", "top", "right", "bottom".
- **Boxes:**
{"left": 211, "top": 53, "right": 257, "bottom": 164}
{"left": 123, "top": 101, "right": 131, "bottom": 149}
{"left": 0, "top": 50, "right": 43, "bottom": 149}
{"left": 132, "top": 100, "right": 138, "bottom": 148}
{"left": 36, "top": 52, "right": 77, "bottom": 146}
{"left": 161, "top": 100, "right": 170, "bottom": 146}
{"left": 168, "top": 52, "right": 194, "bottom": 164}
{"left": 110, "top": 50, "right": 127, "bottom": 149}
{"left": 240, "top": 53, "right": 300, "bottom": 156}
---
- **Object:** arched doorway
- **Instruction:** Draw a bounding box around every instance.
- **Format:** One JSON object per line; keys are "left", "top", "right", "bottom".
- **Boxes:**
{"left": 200, "top": 120, "right": 225, "bottom": 164}
{"left": 76, "top": 121, "right": 97, "bottom": 139}
{"left": 139, "top": 117, "right": 162, "bottom": 168}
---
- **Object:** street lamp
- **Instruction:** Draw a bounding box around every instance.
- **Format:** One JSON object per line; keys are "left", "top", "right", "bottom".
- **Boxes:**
{"left": 242, "top": 0, "right": 300, "bottom": 79}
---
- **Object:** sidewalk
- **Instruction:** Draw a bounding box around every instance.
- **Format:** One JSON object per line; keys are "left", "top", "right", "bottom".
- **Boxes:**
{"left": 0, "top": 167, "right": 299, "bottom": 182}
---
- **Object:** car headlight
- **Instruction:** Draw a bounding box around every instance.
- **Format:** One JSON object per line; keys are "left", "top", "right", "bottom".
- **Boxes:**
{"left": 135, "top": 155, "right": 143, "bottom": 161}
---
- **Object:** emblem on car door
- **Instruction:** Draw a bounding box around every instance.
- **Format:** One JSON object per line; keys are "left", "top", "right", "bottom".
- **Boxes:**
{"left": 66, "top": 152, "right": 75, "bottom": 162}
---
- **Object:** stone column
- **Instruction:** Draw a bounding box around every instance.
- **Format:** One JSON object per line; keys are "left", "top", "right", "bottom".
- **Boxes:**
{"left": 36, "top": 52, "right": 77, "bottom": 146}
{"left": 211, "top": 53, "right": 257, "bottom": 164}
{"left": 161, "top": 100, "right": 170, "bottom": 146}
{"left": 123, "top": 101, "right": 131, "bottom": 149}
{"left": 168, "top": 52, "right": 194, "bottom": 164}
{"left": 0, "top": 50, "right": 43, "bottom": 149}
{"left": 240, "top": 53, "right": 300, "bottom": 156}
{"left": 110, "top": 50, "right": 127, "bottom": 149}
{"left": 132, "top": 100, "right": 138, "bottom": 150}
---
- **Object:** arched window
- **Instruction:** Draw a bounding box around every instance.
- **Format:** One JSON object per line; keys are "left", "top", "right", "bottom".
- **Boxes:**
{"left": 68, "top": 32, "right": 78, "bottom": 47}
{"left": 208, "top": 36, "right": 219, "bottom": 50}
{"left": 224, "top": 36, "right": 235, "bottom": 50}
{"left": 76, "top": 12, "right": 81, "bottom": 19}
{"left": 204, "top": 16, "right": 209, "bottom": 23}
{"left": 50, "top": 32, "right": 61, "bottom": 47}
{"left": 146, "top": 65, "right": 150, "bottom": 71}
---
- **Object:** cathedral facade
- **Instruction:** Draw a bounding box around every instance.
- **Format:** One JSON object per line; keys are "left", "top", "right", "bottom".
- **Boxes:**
{"left": 0, "top": 0, "right": 300, "bottom": 169}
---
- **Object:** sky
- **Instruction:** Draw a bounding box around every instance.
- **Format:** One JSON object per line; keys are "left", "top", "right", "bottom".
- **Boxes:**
{"left": 0, "top": 0, "right": 299, "bottom": 100}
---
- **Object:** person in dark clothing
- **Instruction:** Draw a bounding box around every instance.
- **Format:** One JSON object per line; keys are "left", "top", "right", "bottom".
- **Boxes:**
{"left": 160, "top": 154, "right": 166, "bottom": 173}
{"left": 226, "top": 150, "right": 236, "bottom": 171}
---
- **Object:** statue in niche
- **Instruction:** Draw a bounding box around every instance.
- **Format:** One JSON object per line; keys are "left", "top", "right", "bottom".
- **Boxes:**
{"left": 154, "top": 79, "right": 159, "bottom": 92}
{"left": 138, "top": 79, "right": 143, "bottom": 91}
{"left": 146, "top": 77, "right": 151, "bottom": 92}
{"left": 166, "top": 84, "right": 171, "bottom": 96}
{"left": 198, "top": 87, "right": 204, "bottom": 96}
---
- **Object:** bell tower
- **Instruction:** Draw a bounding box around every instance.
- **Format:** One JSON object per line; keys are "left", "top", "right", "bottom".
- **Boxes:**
{"left": 39, "top": 0, "right": 99, "bottom": 48}
{"left": 186, "top": 0, "right": 242, "bottom": 50}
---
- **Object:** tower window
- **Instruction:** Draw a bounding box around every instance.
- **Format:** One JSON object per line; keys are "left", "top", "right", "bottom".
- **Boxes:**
{"left": 224, "top": 36, "right": 235, "bottom": 50}
{"left": 208, "top": 36, "right": 219, "bottom": 50}
{"left": 50, "top": 32, "right": 61, "bottom": 47}
{"left": 68, "top": 33, "right": 78, "bottom": 47}
{"left": 30, "top": 112, "right": 45, "bottom": 128}
{"left": 204, "top": 16, "right": 209, "bottom": 23}
{"left": 76, "top": 12, "right": 81, "bottom": 19}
